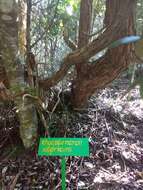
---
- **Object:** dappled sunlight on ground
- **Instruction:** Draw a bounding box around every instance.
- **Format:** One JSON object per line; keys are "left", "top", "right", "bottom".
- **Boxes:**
{"left": 0, "top": 78, "right": 143, "bottom": 189}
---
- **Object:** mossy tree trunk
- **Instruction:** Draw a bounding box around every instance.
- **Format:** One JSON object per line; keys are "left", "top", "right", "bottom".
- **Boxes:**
{"left": 0, "top": 0, "right": 38, "bottom": 148}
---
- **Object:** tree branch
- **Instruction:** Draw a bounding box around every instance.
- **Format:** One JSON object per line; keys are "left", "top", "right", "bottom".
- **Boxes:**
{"left": 39, "top": 23, "right": 127, "bottom": 90}
{"left": 39, "top": 0, "right": 135, "bottom": 90}
{"left": 39, "top": 55, "right": 74, "bottom": 89}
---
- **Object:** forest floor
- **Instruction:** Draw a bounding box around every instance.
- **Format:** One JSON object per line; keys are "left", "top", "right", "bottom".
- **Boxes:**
{"left": 0, "top": 77, "right": 143, "bottom": 190}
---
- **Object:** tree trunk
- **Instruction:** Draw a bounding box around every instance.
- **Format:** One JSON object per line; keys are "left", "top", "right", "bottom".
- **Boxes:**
{"left": 76, "top": 0, "right": 92, "bottom": 76}
{"left": 39, "top": 0, "right": 136, "bottom": 109}
{"left": 71, "top": 0, "right": 136, "bottom": 108}
{"left": 0, "top": 0, "right": 38, "bottom": 148}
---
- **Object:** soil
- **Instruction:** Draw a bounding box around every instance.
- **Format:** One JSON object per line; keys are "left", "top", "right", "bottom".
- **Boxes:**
{"left": 0, "top": 77, "right": 143, "bottom": 190}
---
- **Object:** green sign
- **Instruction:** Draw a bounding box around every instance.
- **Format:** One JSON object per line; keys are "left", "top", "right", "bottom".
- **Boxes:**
{"left": 38, "top": 138, "right": 89, "bottom": 190}
{"left": 38, "top": 138, "right": 89, "bottom": 156}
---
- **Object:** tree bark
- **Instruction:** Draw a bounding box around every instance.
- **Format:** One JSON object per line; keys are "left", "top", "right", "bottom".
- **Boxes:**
{"left": 0, "top": 0, "right": 38, "bottom": 148}
{"left": 76, "top": 0, "right": 93, "bottom": 79}
{"left": 78, "top": 0, "right": 92, "bottom": 48}
{"left": 39, "top": 0, "right": 136, "bottom": 109}
{"left": 70, "top": 0, "right": 136, "bottom": 108}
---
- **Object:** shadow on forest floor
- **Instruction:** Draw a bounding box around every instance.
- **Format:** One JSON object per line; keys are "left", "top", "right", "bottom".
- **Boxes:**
{"left": 0, "top": 77, "right": 143, "bottom": 190}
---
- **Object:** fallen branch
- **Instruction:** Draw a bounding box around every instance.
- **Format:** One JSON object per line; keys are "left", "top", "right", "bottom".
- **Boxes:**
{"left": 9, "top": 172, "right": 21, "bottom": 190}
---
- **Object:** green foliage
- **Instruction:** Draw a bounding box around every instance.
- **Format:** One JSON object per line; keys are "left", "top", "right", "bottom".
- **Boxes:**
{"left": 93, "top": 0, "right": 105, "bottom": 14}
{"left": 30, "top": 0, "right": 80, "bottom": 77}
{"left": 57, "top": 0, "right": 80, "bottom": 39}
{"left": 11, "top": 84, "right": 37, "bottom": 96}
{"left": 136, "top": 0, "right": 143, "bottom": 35}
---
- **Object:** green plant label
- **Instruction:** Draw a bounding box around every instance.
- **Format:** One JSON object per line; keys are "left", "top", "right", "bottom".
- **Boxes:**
{"left": 38, "top": 138, "right": 89, "bottom": 156}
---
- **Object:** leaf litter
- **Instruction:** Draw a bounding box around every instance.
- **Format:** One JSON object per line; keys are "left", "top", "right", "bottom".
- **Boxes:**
{"left": 0, "top": 77, "right": 143, "bottom": 190}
